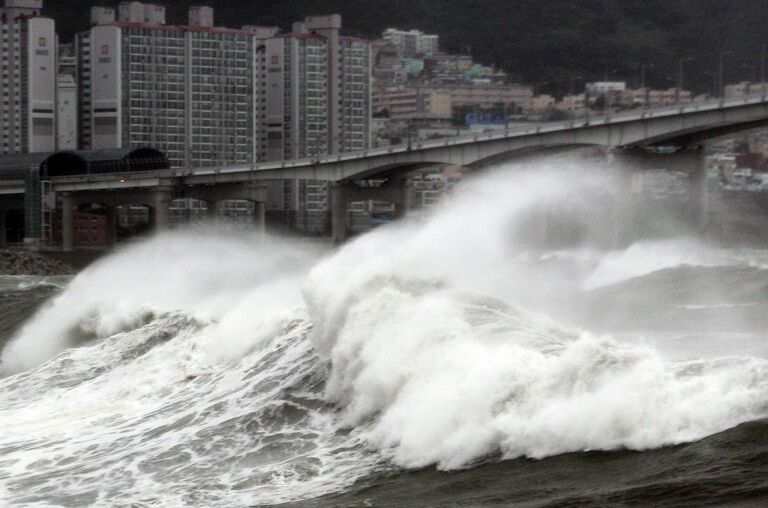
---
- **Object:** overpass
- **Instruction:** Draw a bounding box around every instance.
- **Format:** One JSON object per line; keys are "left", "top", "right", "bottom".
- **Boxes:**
{"left": 3, "top": 93, "right": 768, "bottom": 248}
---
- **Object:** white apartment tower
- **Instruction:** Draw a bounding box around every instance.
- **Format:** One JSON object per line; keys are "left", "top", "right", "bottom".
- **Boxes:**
{"left": 262, "top": 33, "right": 329, "bottom": 161}
{"left": 340, "top": 36, "right": 371, "bottom": 153}
{"left": 261, "top": 17, "right": 371, "bottom": 233}
{"left": 0, "top": 0, "right": 56, "bottom": 154}
{"left": 263, "top": 15, "right": 371, "bottom": 161}
{"left": 382, "top": 28, "right": 439, "bottom": 58}
{"left": 77, "top": 3, "right": 274, "bottom": 168}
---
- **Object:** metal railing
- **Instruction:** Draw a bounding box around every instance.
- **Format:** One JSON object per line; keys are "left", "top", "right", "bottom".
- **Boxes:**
{"left": 22, "top": 91, "right": 768, "bottom": 189}
{"left": 179, "top": 92, "right": 768, "bottom": 178}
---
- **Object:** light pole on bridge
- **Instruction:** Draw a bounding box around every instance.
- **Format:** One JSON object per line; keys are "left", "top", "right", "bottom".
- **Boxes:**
{"left": 568, "top": 74, "right": 583, "bottom": 122}
{"left": 640, "top": 64, "right": 653, "bottom": 109}
{"left": 761, "top": 43, "right": 767, "bottom": 99}
{"left": 718, "top": 50, "right": 734, "bottom": 100}
{"left": 677, "top": 57, "right": 693, "bottom": 104}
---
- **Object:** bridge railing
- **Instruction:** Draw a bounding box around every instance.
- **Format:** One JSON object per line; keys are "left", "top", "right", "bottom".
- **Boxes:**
{"left": 171, "top": 92, "right": 768, "bottom": 178}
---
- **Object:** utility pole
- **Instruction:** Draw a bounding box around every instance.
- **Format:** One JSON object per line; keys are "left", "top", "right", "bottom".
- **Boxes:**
{"left": 719, "top": 50, "right": 734, "bottom": 99}
{"left": 677, "top": 57, "right": 693, "bottom": 104}
{"left": 641, "top": 64, "right": 653, "bottom": 109}
{"left": 761, "top": 43, "right": 766, "bottom": 99}
{"left": 568, "top": 75, "right": 582, "bottom": 121}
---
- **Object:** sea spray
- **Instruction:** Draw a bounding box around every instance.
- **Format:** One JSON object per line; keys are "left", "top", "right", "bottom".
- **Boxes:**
{"left": 0, "top": 230, "right": 322, "bottom": 375}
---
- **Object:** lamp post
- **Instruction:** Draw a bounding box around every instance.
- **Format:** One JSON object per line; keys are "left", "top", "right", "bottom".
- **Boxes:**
{"left": 601, "top": 69, "right": 621, "bottom": 115}
{"left": 677, "top": 57, "right": 693, "bottom": 104}
{"left": 641, "top": 64, "right": 654, "bottom": 109}
{"left": 761, "top": 43, "right": 766, "bottom": 99}
{"left": 703, "top": 70, "right": 718, "bottom": 99}
{"left": 534, "top": 81, "right": 550, "bottom": 120}
{"left": 568, "top": 75, "right": 582, "bottom": 120}
{"left": 719, "top": 50, "right": 734, "bottom": 99}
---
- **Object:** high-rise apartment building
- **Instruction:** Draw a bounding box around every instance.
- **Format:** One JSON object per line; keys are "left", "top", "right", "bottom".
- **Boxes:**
{"left": 0, "top": 0, "right": 56, "bottom": 154}
{"left": 261, "top": 16, "right": 371, "bottom": 233}
{"left": 292, "top": 16, "right": 372, "bottom": 156}
{"left": 77, "top": 3, "right": 277, "bottom": 168}
{"left": 262, "top": 33, "right": 329, "bottom": 161}
{"left": 340, "top": 36, "right": 371, "bottom": 153}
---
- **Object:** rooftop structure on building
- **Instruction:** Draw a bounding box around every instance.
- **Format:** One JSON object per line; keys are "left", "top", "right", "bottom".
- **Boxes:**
{"left": 118, "top": 1, "right": 165, "bottom": 24}
{"left": 0, "top": 0, "right": 42, "bottom": 20}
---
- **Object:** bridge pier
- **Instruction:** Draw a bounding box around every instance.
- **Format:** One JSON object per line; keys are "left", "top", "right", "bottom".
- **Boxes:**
{"left": 153, "top": 188, "right": 172, "bottom": 231}
{"left": 393, "top": 179, "right": 413, "bottom": 219}
{"left": 0, "top": 208, "right": 6, "bottom": 249}
{"left": 255, "top": 201, "right": 266, "bottom": 233}
{"left": 331, "top": 183, "right": 348, "bottom": 244}
{"left": 688, "top": 150, "right": 709, "bottom": 233}
{"left": 332, "top": 179, "right": 412, "bottom": 244}
{"left": 206, "top": 201, "right": 217, "bottom": 224}
{"left": 105, "top": 206, "right": 118, "bottom": 247}
{"left": 61, "top": 192, "right": 74, "bottom": 253}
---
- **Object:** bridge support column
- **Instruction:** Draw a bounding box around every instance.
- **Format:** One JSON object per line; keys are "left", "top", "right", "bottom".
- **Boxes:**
{"left": 61, "top": 193, "right": 74, "bottom": 252}
{"left": 105, "top": 206, "right": 118, "bottom": 248}
{"left": 0, "top": 209, "right": 6, "bottom": 249}
{"left": 206, "top": 201, "right": 217, "bottom": 224}
{"left": 331, "top": 183, "right": 348, "bottom": 244}
{"left": 255, "top": 201, "right": 266, "bottom": 233}
{"left": 153, "top": 188, "right": 172, "bottom": 231}
{"left": 394, "top": 179, "right": 412, "bottom": 219}
{"left": 689, "top": 149, "right": 709, "bottom": 233}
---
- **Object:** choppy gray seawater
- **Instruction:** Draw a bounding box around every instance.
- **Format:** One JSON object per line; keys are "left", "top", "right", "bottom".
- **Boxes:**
{"left": 2, "top": 163, "right": 768, "bottom": 507}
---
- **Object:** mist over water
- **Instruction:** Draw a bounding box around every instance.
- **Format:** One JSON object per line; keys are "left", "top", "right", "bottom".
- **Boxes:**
{"left": 3, "top": 157, "right": 768, "bottom": 506}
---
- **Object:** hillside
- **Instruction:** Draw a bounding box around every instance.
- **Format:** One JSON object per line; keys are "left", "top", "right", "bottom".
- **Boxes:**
{"left": 44, "top": 0, "right": 768, "bottom": 95}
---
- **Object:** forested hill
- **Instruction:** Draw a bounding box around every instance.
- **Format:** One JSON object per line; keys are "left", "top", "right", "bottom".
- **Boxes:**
{"left": 45, "top": 0, "right": 768, "bottom": 95}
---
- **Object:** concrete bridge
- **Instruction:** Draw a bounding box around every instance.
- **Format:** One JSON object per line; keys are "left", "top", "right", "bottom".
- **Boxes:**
{"left": 3, "top": 93, "right": 768, "bottom": 249}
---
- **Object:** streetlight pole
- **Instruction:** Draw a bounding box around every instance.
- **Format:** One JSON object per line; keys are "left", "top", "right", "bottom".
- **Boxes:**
{"left": 761, "top": 43, "right": 766, "bottom": 99}
{"left": 568, "top": 75, "right": 582, "bottom": 121}
{"left": 641, "top": 64, "right": 654, "bottom": 109}
{"left": 677, "top": 57, "right": 693, "bottom": 104}
{"left": 719, "top": 50, "right": 734, "bottom": 99}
